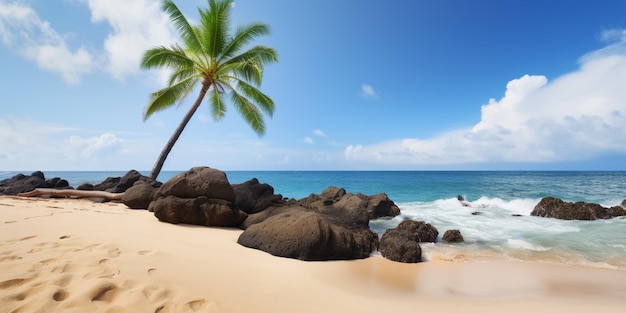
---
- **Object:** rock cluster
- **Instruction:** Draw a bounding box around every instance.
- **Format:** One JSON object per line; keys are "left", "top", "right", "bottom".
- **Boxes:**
{"left": 378, "top": 220, "right": 439, "bottom": 263}
{"left": 531, "top": 197, "right": 626, "bottom": 220}
{"left": 237, "top": 186, "right": 400, "bottom": 261}
{"left": 0, "top": 171, "right": 69, "bottom": 195}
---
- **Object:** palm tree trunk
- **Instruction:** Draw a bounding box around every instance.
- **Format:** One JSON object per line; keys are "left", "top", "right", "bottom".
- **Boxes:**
{"left": 149, "top": 84, "right": 211, "bottom": 180}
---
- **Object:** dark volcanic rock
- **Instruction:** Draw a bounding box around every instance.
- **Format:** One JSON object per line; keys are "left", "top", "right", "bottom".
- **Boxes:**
{"left": 0, "top": 172, "right": 46, "bottom": 195}
{"left": 531, "top": 197, "right": 626, "bottom": 220}
{"left": 152, "top": 195, "right": 246, "bottom": 226}
{"left": 378, "top": 220, "right": 431, "bottom": 263}
{"left": 232, "top": 178, "right": 283, "bottom": 214}
{"left": 154, "top": 167, "right": 234, "bottom": 201}
{"left": 150, "top": 167, "right": 246, "bottom": 227}
{"left": 94, "top": 170, "right": 160, "bottom": 193}
{"left": 238, "top": 206, "right": 377, "bottom": 260}
{"left": 237, "top": 186, "right": 390, "bottom": 261}
{"left": 122, "top": 181, "right": 156, "bottom": 209}
{"left": 442, "top": 229, "right": 464, "bottom": 243}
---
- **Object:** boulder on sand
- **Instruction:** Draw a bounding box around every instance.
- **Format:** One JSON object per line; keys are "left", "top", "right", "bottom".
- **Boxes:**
{"left": 237, "top": 186, "right": 395, "bottom": 261}
{"left": 150, "top": 167, "right": 246, "bottom": 227}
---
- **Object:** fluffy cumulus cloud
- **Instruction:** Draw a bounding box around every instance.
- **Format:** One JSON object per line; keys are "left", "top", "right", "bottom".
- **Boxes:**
{"left": 0, "top": 2, "right": 94, "bottom": 84}
{"left": 345, "top": 33, "right": 626, "bottom": 167}
{"left": 85, "top": 0, "right": 175, "bottom": 79}
{"left": 0, "top": 0, "right": 175, "bottom": 83}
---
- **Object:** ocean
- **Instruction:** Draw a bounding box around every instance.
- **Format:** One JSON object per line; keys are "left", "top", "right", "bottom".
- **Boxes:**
{"left": 2, "top": 170, "right": 625, "bottom": 268}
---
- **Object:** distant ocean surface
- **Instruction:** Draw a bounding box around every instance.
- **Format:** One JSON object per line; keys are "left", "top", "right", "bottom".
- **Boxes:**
{"left": 2, "top": 170, "right": 625, "bottom": 268}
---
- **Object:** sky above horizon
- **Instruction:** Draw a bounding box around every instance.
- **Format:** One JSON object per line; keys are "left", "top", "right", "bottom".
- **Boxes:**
{"left": 2, "top": 0, "right": 626, "bottom": 172}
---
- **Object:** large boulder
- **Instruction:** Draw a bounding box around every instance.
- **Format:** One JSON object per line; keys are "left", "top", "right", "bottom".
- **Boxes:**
{"left": 232, "top": 178, "right": 283, "bottom": 214}
{"left": 152, "top": 196, "right": 246, "bottom": 226}
{"left": 531, "top": 197, "right": 626, "bottom": 220}
{"left": 378, "top": 220, "right": 438, "bottom": 263}
{"left": 153, "top": 167, "right": 234, "bottom": 201}
{"left": 150, "top": 167, "right": 246, "bottom": 227}
{"left": 122, "top": 181, "right": 157, "bottom": 209}
{"left": 237, "top": 186, "right": 389, "bottom": 261}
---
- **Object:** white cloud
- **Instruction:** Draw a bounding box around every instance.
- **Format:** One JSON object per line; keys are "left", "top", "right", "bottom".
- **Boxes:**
{"left": 0, "top": 2, "right": 95, "bottom": 84}
{"left": 313, "top": 129, "right": 326, "bottom": 137}
{"left": 0, "top": 117, "right": 137, "bottom": 170}
{"left": 85, "top": 0, "right": 176, "bottom": 80}
{"left": 304, "top": 136, "right": 314, "bottom": 144}
{"left": 68, "top": 133, "right": 124, "bottom": 159}
{"left": 345, "top": 33, "right": 626, "bottom": 166}
{"left": 361, "top": 84, "right": 377, "bottom": 99}
{"left": 0, "top": 0, "right": 176, "bottom": 83}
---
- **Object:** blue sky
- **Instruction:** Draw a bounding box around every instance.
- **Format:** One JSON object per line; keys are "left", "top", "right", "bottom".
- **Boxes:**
{"left": 2, "top": 0, "right": 626, "bottom": 172}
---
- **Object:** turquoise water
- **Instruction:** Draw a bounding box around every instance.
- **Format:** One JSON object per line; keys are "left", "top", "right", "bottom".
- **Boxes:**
{"left": 2, "top": 170, "right": 625, "bottom": 268}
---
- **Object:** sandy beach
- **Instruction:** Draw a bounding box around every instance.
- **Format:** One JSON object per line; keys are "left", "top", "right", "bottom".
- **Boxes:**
{"left": 1, "top": 196, "right": 625, "bottom": 313}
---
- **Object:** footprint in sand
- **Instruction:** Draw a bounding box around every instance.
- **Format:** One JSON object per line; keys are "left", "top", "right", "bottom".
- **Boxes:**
{"left": 59, "top": 235, "right": 71, "bottom": 240}
{"left": 147, "top": 268, "right": 159, "bottom": 277}
{"left": 184, "top": 299, "right": 209, "bottom": 312}
{"left": 88, "top": 282, "right": 119, "bottom": 303}
{"left": 53, "top": 289, "right": 69, "bottom": 301}
{"left": 0, "top": 278, "right": 28, "bottom": 289}
{"left": 4, "top": 220, "right": 17, "bottom": 223}
{"left": 138, "top": 250, "right": 153, "bottom": 256}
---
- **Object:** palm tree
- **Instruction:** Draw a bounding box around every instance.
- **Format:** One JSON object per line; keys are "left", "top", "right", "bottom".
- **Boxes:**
{"left": 141, "top": 0, "right": 278, "bottom": 180}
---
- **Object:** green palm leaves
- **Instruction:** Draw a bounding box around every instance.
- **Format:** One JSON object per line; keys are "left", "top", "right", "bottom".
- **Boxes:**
{"left": 141, "top": 0, "right": 277, "bottom": 179}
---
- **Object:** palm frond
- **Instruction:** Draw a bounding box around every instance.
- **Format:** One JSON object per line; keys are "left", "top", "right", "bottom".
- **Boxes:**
{"left": 200, "top": 0, "right": 231, "bottom": 58}
{"left": 232, "top": 79, "right": 274, "bottom": 116}
{"left": 209, "top": 85, "right": 227, "bottom": 120}
{"left": 230, "top": 90, "right": 265, "bottom": 135}
{"left": 219, "top": 22, "right": 270, "bottom": 61}
{"left": 140, "top": 45, "right": 194, "bottom": 71}
{"left": 144, "top": 76, "right": 198, "bottom": 120}
{"left": 162, "top": 0, "right": 203, "bottom": 52}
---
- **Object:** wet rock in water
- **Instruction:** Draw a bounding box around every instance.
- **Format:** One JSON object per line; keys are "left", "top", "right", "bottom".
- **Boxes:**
{"left": 378, "top": 220, "right": 437, "bottom": 263}
{"left": 531, "top": 197, "right": 626, "bottom": 220}
{"left": 442, "top": 229, "right": 464, "bottom": 243}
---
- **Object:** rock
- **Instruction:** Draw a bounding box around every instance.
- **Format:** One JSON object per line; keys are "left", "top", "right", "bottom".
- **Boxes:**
{"left": 379, "top": 220, "right": 426, "bottom": 263}
{"left": 531, "top": 197, "right": 626, "bottom": 220}
{"left": 152, "top": 195, "right": 247, "bottom": 226}
{"left": 154, "top": 167, "right": 234, "bottom": 202}
{"left": 442, "top": 229, "right": 464, "bottom": 243}
{"left": 76, "top": 183, "right": 94, "bottom": 191}
{"left": 94, "top": 170, "right": 160, "bottom": 193}
{"left": 0, "top": 172, "right": 45, "bottom": 195}
{"left": 122, "top": 181, "right": 156, "bottom": 209}
{"left": 150, "top": 167, "right": 246, "bottom": 227}
{"left": 366, "top": 193, "right": 401, "bottom": 219}
{"left": 237, "top": 186, "right": 387, "bottom": 261}
{"left": 232, "top": 178, "right": 283, "bottom": 214}
{"left": 237, "top": 205, "right": 377, "bottom": 261}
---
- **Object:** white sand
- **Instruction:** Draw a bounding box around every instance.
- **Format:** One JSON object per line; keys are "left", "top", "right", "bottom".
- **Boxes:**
{"left": 1, "top": 196, "right": 625, "bottom": 313}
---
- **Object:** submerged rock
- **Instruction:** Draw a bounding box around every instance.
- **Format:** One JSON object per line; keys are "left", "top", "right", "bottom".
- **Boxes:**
{"left": 531, "top": 197, "right": 626, "bottom": 220}
{"left": 442, "top": 229, "right": 464, "bottom": 243}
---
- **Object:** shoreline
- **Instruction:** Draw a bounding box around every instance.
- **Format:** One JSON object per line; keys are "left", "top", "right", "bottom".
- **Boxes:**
{"left": 1, "top": 196, "right": 625, "bottom": 312}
